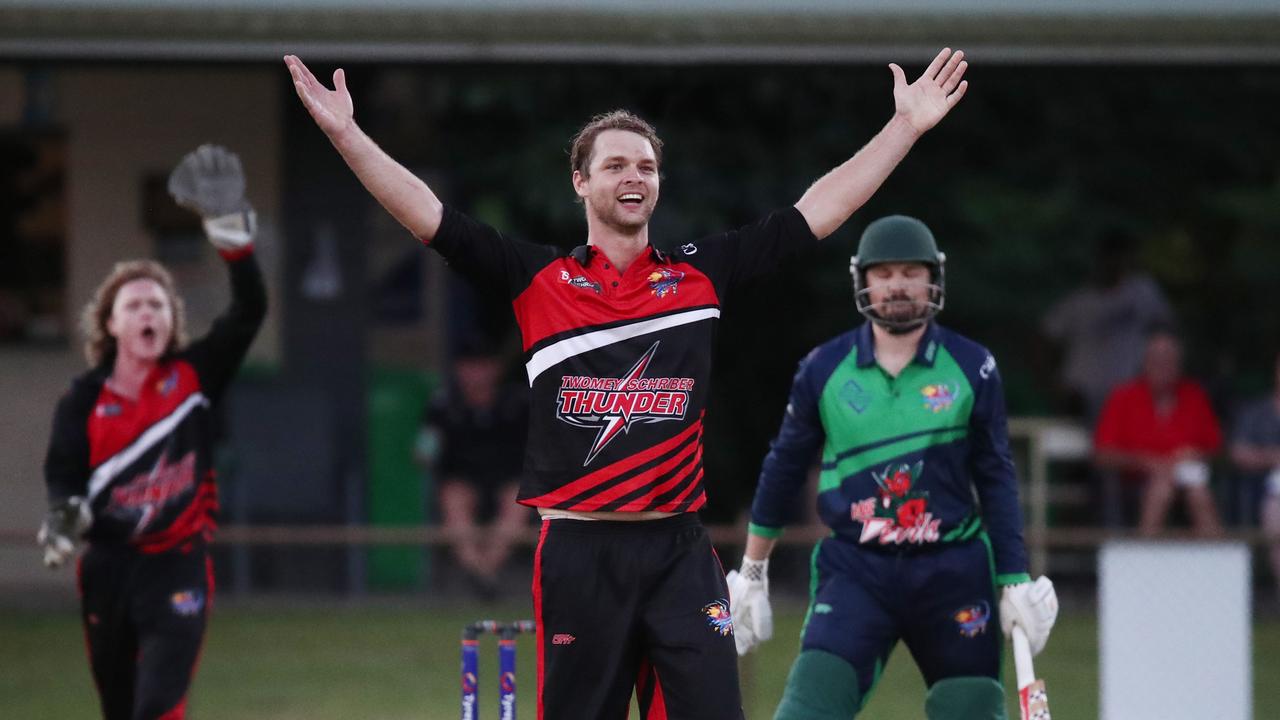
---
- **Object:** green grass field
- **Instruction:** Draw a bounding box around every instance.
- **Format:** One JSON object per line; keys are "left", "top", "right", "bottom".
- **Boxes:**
{"left": 2, "top": 600, "right": 1276, "bottom": 719}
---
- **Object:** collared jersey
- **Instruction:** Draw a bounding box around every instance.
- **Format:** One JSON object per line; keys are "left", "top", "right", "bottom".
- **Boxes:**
{"left": 43, "top": 255, "right": 266, "bottom": 553}
{"left": 426, "top": 205, "right": 816, "bottom": 512}
{"left": 749, "top": 322, "right": 1029, "bottom": 581}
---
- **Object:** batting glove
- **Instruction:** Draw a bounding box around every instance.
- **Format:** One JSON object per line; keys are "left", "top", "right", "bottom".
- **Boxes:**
{"left": 36, "top": 496, "right": 92, "bottom": 569}
{"left": 1000, "top": 575, "right": 1059, "bottom": 656}
{"left": 726, "top": 556, "right": 772, "bottom": 656}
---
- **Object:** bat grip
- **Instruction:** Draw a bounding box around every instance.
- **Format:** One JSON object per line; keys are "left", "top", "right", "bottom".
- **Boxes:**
{"left": 1011, "top": 624, "right": 1035, "bottom": 690}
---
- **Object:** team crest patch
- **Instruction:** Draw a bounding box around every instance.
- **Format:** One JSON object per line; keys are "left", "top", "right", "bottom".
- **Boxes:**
{"left": 839, "top": 379, "right": 872, "bottom": 414}
{"left": 647, "top": 267, "right": 684, "bottom": 298}
{"left": 156, "top": 368, "right": 179, "bottom": 396}
{"left": 703, "top": 599, "right": 734, "bottom": 636}
{"left": 559, "top": 269, "right": 601, "bottom": 294}
{"left": 849, "top": 461, "right": 941, "bottom": 546}
{"left": 170, "top": 589, "right": 204, "bottom": 617}
{"left": 921, "top": 383, "right": 959, "bottom": 413}
{"left": 953, "top": 601, "right": 991, "bottom": 638}
{"left": 96, "top": 403, "right": 122, "bottom": 418}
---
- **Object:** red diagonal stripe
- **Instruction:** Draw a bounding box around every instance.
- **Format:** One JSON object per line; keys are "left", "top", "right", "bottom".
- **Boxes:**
{"left": 585, "top": 434, "right": 700, "bottom": 508}
{"left": 524, "top": 417, "right": 703, "bottom": 507}
{"left": 655, "top": 468, "right": 705, "bottom": 512}
{"left": 614, "top": 446, "right": 702, "bottom": 512}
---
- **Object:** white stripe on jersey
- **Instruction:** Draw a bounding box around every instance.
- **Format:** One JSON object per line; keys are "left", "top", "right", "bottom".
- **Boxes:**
{"left": 525, "top": 307, "right": 721, "bottom": 386}
{"left": 87, "top": 393, "right": 210, "bottom": 502}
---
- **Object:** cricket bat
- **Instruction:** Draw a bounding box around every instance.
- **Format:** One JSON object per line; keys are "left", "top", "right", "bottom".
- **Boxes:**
{"left": 1012, "top": 625, "right": 1051, "bottom": 720}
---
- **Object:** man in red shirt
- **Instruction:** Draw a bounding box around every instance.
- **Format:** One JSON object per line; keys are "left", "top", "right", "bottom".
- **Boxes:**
{"left": 1094, "top": 328, "right": 1222, "bottom": 536}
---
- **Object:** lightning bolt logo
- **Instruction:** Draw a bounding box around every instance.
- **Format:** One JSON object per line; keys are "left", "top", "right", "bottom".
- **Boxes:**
{"left": 556, "top": 341, "right": 693, "bottom": 466}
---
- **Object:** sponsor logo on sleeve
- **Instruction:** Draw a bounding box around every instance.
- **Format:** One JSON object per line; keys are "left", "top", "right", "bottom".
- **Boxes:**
{"left": 979, "top": 354, "right": 996, "bottom": 379}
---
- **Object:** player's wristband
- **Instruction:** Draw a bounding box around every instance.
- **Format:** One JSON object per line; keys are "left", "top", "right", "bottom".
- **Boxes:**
{"left": 997, "top": 572, "right": 1032, "bottom": 587}
{"left": 747, "top": 522, "right": 783, "bottom": 539}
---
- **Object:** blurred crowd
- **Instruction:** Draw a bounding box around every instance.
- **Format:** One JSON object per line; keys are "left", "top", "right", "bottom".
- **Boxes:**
{"left": 1041, "top": 235, "right": 1280, "bottom": 598}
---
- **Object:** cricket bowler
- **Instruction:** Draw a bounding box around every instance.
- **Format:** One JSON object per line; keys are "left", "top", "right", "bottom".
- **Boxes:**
{"left": 286, "top": 48, "right": 968, "bottom": 720}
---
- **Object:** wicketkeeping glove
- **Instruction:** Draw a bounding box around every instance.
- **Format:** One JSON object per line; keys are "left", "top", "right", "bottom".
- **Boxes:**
{"left": 726, "top": 556, "right": 773, "bottom": 656}
{"left": 167, "top": 144, "right": 257, "bottom": 252}
{"left": 1000, "top": 575, "right": 1059, "bottom": 656}
{"left": 36, "top": 496, "right": 92, "bottom": 569}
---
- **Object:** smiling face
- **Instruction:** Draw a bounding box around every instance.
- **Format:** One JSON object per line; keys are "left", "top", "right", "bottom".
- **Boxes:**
{"left": 864, "top": 262, "right": 933, "bottom": 326}
{"left": 107, "top": 278, "right": 174, "bottom": 364}
{"left": 572, "top": 129, "right": 660, "bottom": 234}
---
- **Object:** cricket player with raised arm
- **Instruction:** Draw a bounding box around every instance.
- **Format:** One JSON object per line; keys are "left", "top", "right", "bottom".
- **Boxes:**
{"left": 728, "top": 218, "right": 1060, "bottom": 720}
{"left": 38, "top": 145, "right": 266, "bottom": 720}
{"left": 285, "top": 49, "right": 967, "bottom": 720}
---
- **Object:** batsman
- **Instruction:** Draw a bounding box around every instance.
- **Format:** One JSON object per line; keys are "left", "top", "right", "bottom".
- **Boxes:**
{"left": 729, "top": 217, "right": 1059, "bottom": 719}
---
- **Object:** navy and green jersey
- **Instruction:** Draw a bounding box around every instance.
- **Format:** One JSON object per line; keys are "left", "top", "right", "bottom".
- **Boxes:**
{"left": 748, "top": 322, "right": 1029, "bottom": 582}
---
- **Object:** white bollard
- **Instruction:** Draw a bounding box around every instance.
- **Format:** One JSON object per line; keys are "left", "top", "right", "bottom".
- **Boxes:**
{"left": 1099, "top": 540, "right": 1251, "bottom": 720}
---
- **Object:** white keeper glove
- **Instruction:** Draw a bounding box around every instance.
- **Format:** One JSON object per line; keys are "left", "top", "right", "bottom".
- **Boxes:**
{"left": 1000, "top": 575, "right": 1059, "bottom": 656}
{"left": 167, "top": 144, "right": 257, "bottom": 252}
{"left": 726, "top": 556, "right": 773, "bottom": 656}
{"left": 36, "top": 496, "right": 92, "bottom": 569}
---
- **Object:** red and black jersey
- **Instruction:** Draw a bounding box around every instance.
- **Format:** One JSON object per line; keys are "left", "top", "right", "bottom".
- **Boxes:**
{"left": 43, "top": 254, "right": 266, "bottom": 553}
{"left": 427, "top": 206, "right": 816, "bottom": 513}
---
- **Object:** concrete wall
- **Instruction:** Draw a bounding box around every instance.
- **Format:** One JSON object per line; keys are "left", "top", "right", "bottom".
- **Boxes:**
{"left": 0, "top": 65, "right": 281, "bottom": 591}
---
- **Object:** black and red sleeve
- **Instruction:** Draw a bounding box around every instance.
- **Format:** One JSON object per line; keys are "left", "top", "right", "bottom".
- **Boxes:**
{"left": 426, "top": 206, "right": 560, "bottom": 301}
{"left": 184, "top": 252, "right": 268, "bottom": 403}
{"left": 674, "top": 206, "right": 818, "bottom": 297}
{"left": 43, "top": 381, "right": 96, "bottom": 505}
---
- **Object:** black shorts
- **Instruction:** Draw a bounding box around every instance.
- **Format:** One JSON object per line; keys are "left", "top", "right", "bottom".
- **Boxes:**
{"left": 78, "top": 541, "right": 212, "bottom": 720}
{"left": 532, "top": 514, "right": 743, "bottom": 720}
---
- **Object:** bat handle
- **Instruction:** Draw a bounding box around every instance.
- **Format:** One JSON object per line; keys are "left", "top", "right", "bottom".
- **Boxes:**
{"left": 1011, "top": 624, "right": 1035, "bottom": 690}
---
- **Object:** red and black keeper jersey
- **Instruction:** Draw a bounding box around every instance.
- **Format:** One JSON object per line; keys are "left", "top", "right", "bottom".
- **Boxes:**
{"left": 427, "top": 206, "right": 817, "bottom": 513}
{"left": 43, "top": 253, "right": 266, "bottom": 553}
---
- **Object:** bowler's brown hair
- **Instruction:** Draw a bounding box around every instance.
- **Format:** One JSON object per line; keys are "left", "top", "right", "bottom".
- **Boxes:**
{"left": 81, "top": 260, "right": 187, "bottom": 367}
{"left": 569, "top": 110, "right": 663, "bottom": 177}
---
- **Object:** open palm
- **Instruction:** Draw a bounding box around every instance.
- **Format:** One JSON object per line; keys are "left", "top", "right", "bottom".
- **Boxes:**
{"left": 890, "top": 48, "right": 968, "bottom": 135}
{"left": 284, "top": 55, "right": 355, "bottom": 137}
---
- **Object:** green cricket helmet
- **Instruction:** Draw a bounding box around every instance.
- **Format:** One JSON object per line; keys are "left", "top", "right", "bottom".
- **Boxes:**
{"left": 849, "top": 215, "right": 946, "bottom": 333}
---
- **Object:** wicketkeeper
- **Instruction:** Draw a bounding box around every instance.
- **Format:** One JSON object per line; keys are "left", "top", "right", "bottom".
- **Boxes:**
{"left": 39, "top": 145, "right": 266, "bottom": 720}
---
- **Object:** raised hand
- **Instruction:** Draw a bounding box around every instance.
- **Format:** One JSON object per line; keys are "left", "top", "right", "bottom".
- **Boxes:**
{"left": 168, "top": 144, "right": 249, "bottom": 218}
{"left": 284, "top": 54, "right": 355, "bottom": 138}
{"left": 889, "top": 48, "right": 969, "bottom": 135}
